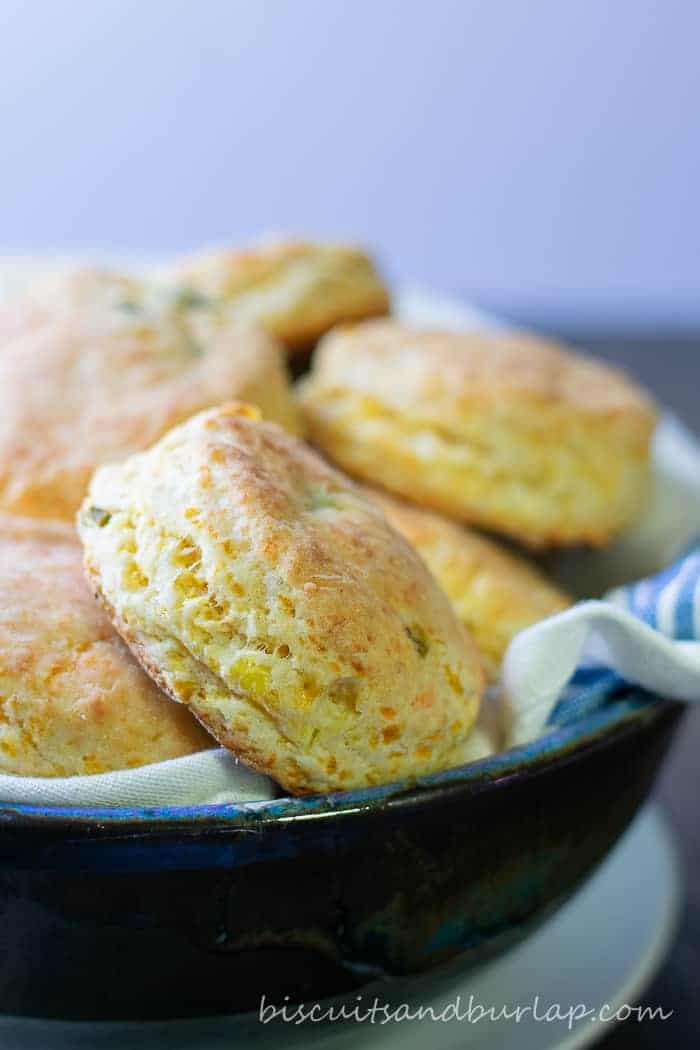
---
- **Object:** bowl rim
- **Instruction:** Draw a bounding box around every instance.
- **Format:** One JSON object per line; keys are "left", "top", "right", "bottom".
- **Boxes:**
{"left": 0, "top": 693, "right": 681, "bottom": 837}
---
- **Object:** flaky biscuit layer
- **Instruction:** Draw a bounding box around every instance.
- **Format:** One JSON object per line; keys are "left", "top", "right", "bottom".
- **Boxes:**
{"left": 78, "top": 405, "right": 483, "bottom": 795}
{"left": 299, "top": 321, "right": 657, "bottom": 547}
{"left": 0, "top": 534, "right": 212, "bottom": 776}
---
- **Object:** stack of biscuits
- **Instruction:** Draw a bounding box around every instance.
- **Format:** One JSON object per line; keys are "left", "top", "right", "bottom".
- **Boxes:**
{"left": 0, "top": 239, "right": 656, "bottom": 794}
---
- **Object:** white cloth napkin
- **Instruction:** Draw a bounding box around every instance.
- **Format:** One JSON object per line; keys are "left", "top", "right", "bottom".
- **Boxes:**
{"left": 0, "top": 749, "right": 276, "bottom": 807}
{"left": 502, "top": 599, "right": 700, "bottom": 747}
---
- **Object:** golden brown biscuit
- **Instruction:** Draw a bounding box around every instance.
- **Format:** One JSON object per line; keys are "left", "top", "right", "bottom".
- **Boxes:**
{"left": 168, "top": 238, "right": 390, "bottom": 354}
{"left": 0, "top": 267, "right": 302, "bottom": 521}
{"left": 299, "top": 321, "right": 656, "bottom": 548}
{"left": 0, "top": 511, "right": 78, "bottom": 546}
{"left": 78, "top": 404, "right": 483, "bottom": 795}
{"left": 364, "top": 487, "right": 570, "bottom": 680}
{"left": 0, "top": 533, "right": 212, "bottom": 777}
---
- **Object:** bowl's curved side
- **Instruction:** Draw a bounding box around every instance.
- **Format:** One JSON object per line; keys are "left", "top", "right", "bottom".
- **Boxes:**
{"left": 0, "top": 700, "right": 684, "bottom": 1019}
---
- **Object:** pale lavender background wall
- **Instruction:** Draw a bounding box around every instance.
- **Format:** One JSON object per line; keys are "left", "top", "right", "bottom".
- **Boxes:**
{"left": 1, "top": 0, "right": 698, "bottom": 327}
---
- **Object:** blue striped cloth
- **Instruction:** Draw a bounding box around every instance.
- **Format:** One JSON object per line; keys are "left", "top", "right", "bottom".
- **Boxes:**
{"left": 548, "top": 540, "right": 700, "bottom": 728}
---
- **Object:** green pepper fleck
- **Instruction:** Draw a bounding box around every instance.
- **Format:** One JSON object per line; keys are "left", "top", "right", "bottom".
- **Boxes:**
{"left": 172, "top": 287, "right": 210, "bottom": 311}
{"left": 87, "top": 506, "right": 111, "bottom": 527}
{"left": 405, "top": 624, "right": 429, "bottom": 658}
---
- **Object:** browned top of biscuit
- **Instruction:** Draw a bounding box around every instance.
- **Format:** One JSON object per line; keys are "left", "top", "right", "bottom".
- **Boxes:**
{"left": 169, "top": 238, "right": 390, "bottom": 352}
{"left": 308, "top": 319, "right": 657, "bottom": 424}
{"left": 0, "top": 267, "right": 301, "bottom": 520}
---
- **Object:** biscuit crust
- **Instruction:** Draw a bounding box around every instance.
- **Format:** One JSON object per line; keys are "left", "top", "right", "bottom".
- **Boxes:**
{"left": 168, "top": 238, "right": 390, "bottom": 354}
{"left": 0, "top": 268, "right": 302, "bottom": 521}
{"left": 78, "top": 405, "right": 483, "bottom": 795}
{"left": 364, "top": 487, "right": 570, "bottom": 680}
{"left": 0, "top": 534, "right": 212, "bottom": 776}
{"left": 299, "top": 321, "right": 657, "bottom": 547}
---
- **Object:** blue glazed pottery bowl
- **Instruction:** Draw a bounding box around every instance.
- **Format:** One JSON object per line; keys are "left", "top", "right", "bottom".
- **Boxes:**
{"left": 0, "top": 688, "right": 684, "bottom": 1019}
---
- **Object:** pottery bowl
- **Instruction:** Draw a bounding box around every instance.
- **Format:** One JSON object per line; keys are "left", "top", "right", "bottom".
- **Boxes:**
{"left": 0, "top": 689, "right": 683, "bottom": 1020}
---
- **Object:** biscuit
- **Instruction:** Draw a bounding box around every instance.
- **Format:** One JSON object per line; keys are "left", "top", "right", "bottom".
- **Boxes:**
{"left": 0, "top": 533, "right": 212, "bottom": 777}
{"left": 167, "top": 238, "right": 390, "bottom": 354}
{"left": 78, "top": 404, "right": 483, "bottom": 795}
{"left": 299, "top": 321, "right": 656, "bottom": 547}
{"left": 0, "top": 511, "right": 78, "bottom": 546}
{"left": 364, "top": 487, "right": 570, "bottom": 680}
{"left": 0, "top": 268, "right": 302, "bottom": 521}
